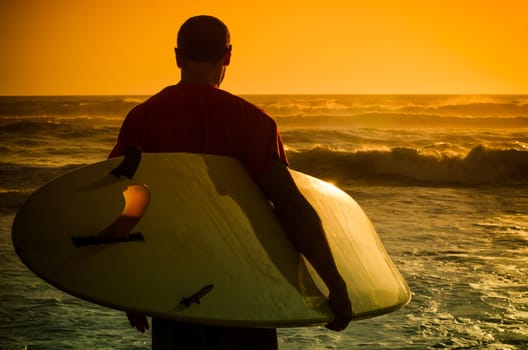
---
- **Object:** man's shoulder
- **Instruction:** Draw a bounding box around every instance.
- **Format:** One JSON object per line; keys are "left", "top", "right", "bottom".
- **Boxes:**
{"left": 142, "top": 84, "right": 249, "bottom": 107}
{"left": 224, "top": 91, "right": 275, "bottom": 121}
{"left": 207, "top": 88, "right": 275, "bottom": 123}
{"left": 129, "top": 84, "right": 274, "bottom": 124}
{"left": 214, "top": 88, "right": 260, "bottom": 109}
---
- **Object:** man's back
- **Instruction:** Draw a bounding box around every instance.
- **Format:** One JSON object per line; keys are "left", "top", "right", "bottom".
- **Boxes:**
{"left": 110, "top": 83, "right": 288, "bottom": 177}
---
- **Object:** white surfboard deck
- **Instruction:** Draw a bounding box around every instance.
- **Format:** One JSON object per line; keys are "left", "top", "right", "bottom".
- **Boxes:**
{"left": 12, "top": 152, "right": 410, "bottom": 328}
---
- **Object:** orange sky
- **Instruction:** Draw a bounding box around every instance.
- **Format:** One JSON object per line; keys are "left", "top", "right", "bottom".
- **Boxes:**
{"left": 1, "top": 0, "right": 527, "bottom": 95}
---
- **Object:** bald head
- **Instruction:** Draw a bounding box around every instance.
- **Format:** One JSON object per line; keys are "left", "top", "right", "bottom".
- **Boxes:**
{"left": 177, "top": 16, "right": 231, "bottom": 64}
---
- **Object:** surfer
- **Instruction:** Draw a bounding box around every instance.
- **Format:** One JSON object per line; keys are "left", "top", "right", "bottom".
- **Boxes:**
{"left": 109, "top": 15, "right": 353, "bottom": 349}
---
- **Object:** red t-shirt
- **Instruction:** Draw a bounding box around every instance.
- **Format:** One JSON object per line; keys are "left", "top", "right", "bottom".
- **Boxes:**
{"left": 109, "top": 83, "right": 288, "bottom": 177}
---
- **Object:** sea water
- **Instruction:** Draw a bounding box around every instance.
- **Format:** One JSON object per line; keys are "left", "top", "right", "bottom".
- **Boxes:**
{"left": 1, "top": 94, "right": 527, "bottom": 349}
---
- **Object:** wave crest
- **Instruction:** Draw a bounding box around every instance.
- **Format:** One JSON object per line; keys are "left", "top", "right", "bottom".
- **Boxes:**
{"left": 288, "top": 145, "right": 528, "bottom": 186}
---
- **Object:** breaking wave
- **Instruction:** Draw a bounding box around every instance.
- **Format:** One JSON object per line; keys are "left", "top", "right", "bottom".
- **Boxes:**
{"left": 288, "top": 145, "right": 528, "bottom": 187}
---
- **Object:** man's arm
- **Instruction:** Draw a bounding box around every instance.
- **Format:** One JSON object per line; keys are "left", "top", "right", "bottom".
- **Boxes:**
{"left": 255, "top": 160, "right": 353, "bottom": 331}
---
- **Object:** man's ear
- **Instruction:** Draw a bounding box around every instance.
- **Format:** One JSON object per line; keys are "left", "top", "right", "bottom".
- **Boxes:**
{"left": 175, "top": 47, "right": 183, "bottom": 68}
{"left": 223, "top": 45, "right": 232, "bottom": 66}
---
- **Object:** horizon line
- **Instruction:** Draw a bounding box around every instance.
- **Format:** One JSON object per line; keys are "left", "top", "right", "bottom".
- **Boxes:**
{"left": 2, "top": 92, "right": 528, "bottom": 97}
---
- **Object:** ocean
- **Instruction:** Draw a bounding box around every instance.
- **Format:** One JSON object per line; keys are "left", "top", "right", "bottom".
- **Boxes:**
{"left": 0, "top": 94, "right": 527, "bottom": 349}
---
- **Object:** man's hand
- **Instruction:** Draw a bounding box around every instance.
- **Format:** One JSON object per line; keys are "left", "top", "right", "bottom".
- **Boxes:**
{"left": 325, "top": 285, "right": 354, "bottom": 331}
{"left": 126, "top": 312, "right": 150, "bottom": 333}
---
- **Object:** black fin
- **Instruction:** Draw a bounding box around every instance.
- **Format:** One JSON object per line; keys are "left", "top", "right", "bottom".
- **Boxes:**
{"left": 111, "top": 146, "right": 142, "bottom": 179}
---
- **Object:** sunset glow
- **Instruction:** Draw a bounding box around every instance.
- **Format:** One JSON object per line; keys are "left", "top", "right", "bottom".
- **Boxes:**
{"left": 1, "top": 0, "right": 527, "bottom": 95}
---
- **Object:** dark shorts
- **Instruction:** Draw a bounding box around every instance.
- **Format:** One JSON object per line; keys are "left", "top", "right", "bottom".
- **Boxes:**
{"left": 152, "top": 318, "right": 278, "bottom": 350}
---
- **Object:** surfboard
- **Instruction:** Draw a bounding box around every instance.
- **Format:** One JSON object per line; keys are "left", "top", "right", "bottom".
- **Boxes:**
{"left": 12, "top": 151, "right": 410, "bottom": 328}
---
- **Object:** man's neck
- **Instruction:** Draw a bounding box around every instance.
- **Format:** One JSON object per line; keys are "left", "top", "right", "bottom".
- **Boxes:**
{"left": 179, "top": 62, "right": 224, "bottom": 88}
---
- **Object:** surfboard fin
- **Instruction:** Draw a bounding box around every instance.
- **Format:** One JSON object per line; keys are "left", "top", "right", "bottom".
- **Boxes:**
{"left": 180, "top": 284, "right": 215, "bottom": 308}
{"left": 111, "top": 146, "right": 142, "bottom": 179}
